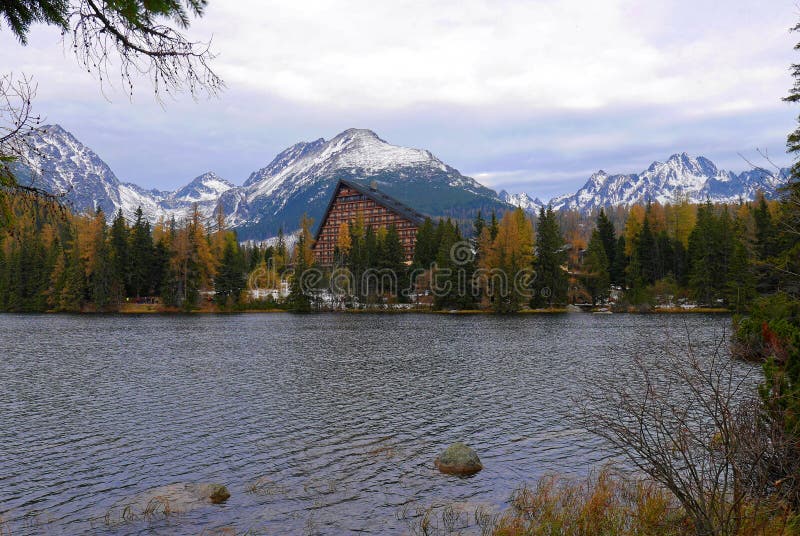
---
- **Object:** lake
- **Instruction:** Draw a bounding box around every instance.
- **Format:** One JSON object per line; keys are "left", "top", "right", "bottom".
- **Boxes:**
{"left": 0, "top": 313, "right": 742, "bottom": 535}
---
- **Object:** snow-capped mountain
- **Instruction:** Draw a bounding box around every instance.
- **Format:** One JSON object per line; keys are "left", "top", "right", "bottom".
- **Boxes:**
{"left": 226, "top": 128, "right": 507, "bottom": 238}
{"left": 16, "top": 125, "right": 233, "bottom": 222}
{"left": 499, "top": 190, "right": 545, "bottom": 213}
{"left": 14, "top": 125, "right": 790, "bottom": 239}
{"left": 14, "top": 125, "right": 509, "bottom": 236}
{"left": 547, "top": 153, "right": 787, "bottom": 212}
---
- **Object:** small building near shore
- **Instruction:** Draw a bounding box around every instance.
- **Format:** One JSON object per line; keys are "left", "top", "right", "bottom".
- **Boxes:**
{"left": 312, "top": 179, "right": 425, "bottom": 266}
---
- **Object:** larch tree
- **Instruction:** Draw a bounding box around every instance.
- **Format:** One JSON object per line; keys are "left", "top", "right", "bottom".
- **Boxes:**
{"left": 481, "top": 207, "right": 534, "bottom": 313}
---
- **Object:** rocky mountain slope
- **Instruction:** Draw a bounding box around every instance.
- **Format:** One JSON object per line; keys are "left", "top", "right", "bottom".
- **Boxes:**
{"left": 548, "top": 153, "right": 787, "bottom": 212}
{"left": 15, "top": 125, "right": 233, "bottom": 222}
{"left": 498, "top": 190, "right": 545, "bottom": 213}
{"left": 13, "top": 126, "right": 789, "bottom": 239}
{"left": 15, "top": 126, "right": 509, "bottom": 237}
{"left": 226, "top": 128, "right": 507, "bottom": 239}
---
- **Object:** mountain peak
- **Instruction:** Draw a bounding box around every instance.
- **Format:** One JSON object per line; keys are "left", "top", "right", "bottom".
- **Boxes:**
{"left": 334, "top": 128, "right": 382, "bottom": 141}
{"left": 172, "top": 172, "right": 233, "bottom": 202}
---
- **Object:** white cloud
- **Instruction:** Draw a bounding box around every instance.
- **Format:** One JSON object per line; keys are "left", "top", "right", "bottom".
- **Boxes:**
{"left": 0, "top": 0, "right": 797, "bottom": 197}
{"left": 190, "top": 0, "right": 795, "bottom": 111}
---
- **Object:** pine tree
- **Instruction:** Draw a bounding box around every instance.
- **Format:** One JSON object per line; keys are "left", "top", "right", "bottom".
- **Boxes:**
{"left": 129, "top": 207, "right": 155, "bottom": 297}
{"left": 287, "top": 228, "right": 312, "bottom": 313}
{"left": 473, "top": 210, "right": 485, "bottom": 240}
{"left": 636, "top": 217, "right": 656, "bottom": 286}
{"left": 87, "top": 210, "right": 115, "bottom": 311}
{"left": 433, "top": 219, "right": 464, "bottom": 309}
{"left": 489, "top": 210, "right": 499, "bottom": 241}
{"left": 215, "top": 232, "right": 246, "bottom": 307}
{"left": 412, "top": 217, "right": 437, "bottom": 268}
{"left": 596, "top": 209, "right": 618, "bottom": 283}
{"left": 58, "top": 239, "right": 86, "bottom": 312}
{"left": 109, "top": 209, "right": 130, "bottom": 299}
{"left": 612, "top": 235, "right": 628, "bottom": 288}
{"left": 533, "top": 206, "right": 568, "bottom": 307}
{"left": 380, "top": 225, "right": 406, "bottom": 299}
{"left": 584, "top": 229, "right": 610, "bottom": 305}
{"left": 688, "top": 202, "right": 718, "bottom": 304}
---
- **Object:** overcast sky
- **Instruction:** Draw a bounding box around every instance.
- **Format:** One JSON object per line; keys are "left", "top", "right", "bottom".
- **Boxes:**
{"left": 1, "top": 0, "right": 798, "bottom": 199}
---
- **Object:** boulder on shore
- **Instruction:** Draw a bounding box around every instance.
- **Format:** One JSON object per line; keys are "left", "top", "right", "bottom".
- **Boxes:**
{"left": 435, "top": 442, "right": 483, "bottom": 475}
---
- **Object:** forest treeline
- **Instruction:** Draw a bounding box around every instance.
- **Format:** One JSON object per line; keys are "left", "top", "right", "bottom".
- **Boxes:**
{"left": 0, "top": 187, "right": 797, "bottom": 313}
{"left": 315, "top": 189, "right": 797, "bottom": 313}
{"left": 0, "top": 203, "right": 291, "bottom": 312}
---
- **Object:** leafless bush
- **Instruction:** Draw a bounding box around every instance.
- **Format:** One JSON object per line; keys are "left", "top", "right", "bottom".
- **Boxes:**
{"left": 582, "top": 331, "right": 799, "bottom": 535}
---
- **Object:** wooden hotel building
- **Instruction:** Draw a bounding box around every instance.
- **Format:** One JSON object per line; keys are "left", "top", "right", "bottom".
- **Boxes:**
{"left": 312, "top": 179, "right": 425, "bottom": 266}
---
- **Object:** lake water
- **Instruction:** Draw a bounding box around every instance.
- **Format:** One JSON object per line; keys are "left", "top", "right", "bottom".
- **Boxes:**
{"left": 0, "top": 313, "right": 742, "bottom": 535}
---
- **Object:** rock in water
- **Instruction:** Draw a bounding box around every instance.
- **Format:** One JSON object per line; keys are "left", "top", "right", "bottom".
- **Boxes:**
{"left": 435, "top": 443, "right": 483, "bottom": 475}
{"left": 205, "top": 483, "right": 231, "bottom": 504}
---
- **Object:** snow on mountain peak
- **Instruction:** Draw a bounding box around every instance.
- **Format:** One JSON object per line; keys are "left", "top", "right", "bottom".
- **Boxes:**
{"left": 172, "top": 172, "right": 234, "bottom": 203}
{"left": 17, "top": 125, "right": 790, "bottom": 238}
{"left": 545, "top": 153, "right": 786, "bottom": 212}
{"left": 499, "top": 190, "right": 544, "bottom": 212}
{"left": 244, "top": 128, "right": 450, "bottom": 200}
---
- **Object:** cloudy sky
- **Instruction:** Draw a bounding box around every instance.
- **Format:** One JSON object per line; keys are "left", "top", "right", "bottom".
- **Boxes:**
{"left": 1, "top": 0, "right": 798, "bottom": 199}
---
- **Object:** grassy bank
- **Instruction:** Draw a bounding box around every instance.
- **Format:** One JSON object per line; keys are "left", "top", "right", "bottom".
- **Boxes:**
{"left": 401, "top": 468, "right": 800, "bottom": 536}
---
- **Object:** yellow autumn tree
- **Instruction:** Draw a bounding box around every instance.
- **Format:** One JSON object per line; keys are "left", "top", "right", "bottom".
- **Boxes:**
{"left": 480, "top": 207, "right": 534, "bottom": 312}
{"left": 625, "top": 204, "right": 646, "bottom": 255}
{"left": 293, "top": 213, "right": 315, "bottom": 267}
{"left": 665, "top": 192, "right": 696, "bottom": 246}
{"left": 336, "top": 221, "right": 352, "bottom": 258}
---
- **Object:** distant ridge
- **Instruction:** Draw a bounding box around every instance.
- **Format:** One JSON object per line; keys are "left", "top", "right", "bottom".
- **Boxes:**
{"left": 547, "top": 152, "right": 787, "bottom": 213}
{"left": 14, "top": 125, "right": 790, "bottom": 239}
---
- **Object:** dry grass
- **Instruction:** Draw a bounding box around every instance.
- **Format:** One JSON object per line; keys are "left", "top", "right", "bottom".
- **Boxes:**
{"left": 102, "top": 494, "right": 184, "bottom": 527}
{"left": 0, "top": 515, "right": 11, "bottom": 536}
{"left": 400, "top": 467, "right": 800, "bottom": 535}
{"left": 491, "top": 468, "right": 800, "bottom": 536}
{"left": 492, "top": 468, "right": 685, "bottom": 536}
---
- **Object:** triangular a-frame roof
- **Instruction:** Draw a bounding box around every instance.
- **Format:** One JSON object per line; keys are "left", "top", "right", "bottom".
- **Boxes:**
{"left": 313, "top": 179, "right": 426, "bottom": 243}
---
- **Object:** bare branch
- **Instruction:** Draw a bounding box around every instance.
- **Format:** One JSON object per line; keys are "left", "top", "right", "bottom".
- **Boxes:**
{"left": 67, "top": 0, "right": 224, "bottom": 100}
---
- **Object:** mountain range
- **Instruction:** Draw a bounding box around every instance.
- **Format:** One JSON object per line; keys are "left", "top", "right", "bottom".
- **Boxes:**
{"left": 14, "top": 125, "right": 788, "bottom": 240}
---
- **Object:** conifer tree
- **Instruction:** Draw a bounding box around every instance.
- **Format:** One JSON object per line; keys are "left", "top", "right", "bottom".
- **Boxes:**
{"left": 612, "top": 235, "right": 628, "bottom": 288}
{"left": 109, "top": 209, "right": 130, "bottom": 298}
{"left": 87, "top": 210, "right": 115, "bottom": 310}
{"left": 58, "top": 239, "right": 86, "bottom": 312}
{"left": 473, "top": 210, "right": 485, "bottom": 240}
{"left": 215, "top": 232, "right": 246, "bottom": 307}
{"left": 380, "top": 225, "right": 406, "bottom": 299}
{"left": 287, "top": 227, "right": 312, "bottom": 312}
{"left": 129, "top": 207, "right": 155, "bottom": 297}
{"left": 584, "top": 229, "right": 610, "bottom": 305}
{"left": 412, "top": 217, "right": 437, "bottom": 268}
{"left": 533, "top": 206, "right": 567, "bottom": 307}
{"left": 432, "top": 219, "right": 464, "bottom": 309}
{"left": 489, "top": 210, "right": 499, "bottom": 241}
{"left": 636, "top": 217, "right": 656, "bottom": 286}
{"left": 596, "top": 209, "right": 618, "bottom": 282}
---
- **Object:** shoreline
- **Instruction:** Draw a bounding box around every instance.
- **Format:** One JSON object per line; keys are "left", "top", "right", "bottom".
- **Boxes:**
{"left": 0, "top": 306, "right": 732, "bottom": 315}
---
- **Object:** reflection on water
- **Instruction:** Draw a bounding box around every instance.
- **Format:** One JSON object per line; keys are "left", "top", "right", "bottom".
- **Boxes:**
{"left": 0, "top": 313, "right": 738, "bottom": 534}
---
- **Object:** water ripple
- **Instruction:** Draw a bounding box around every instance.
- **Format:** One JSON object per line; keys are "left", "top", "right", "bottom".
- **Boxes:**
{"left": 0, "top": 313, "right": 737, "bottom": 534}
